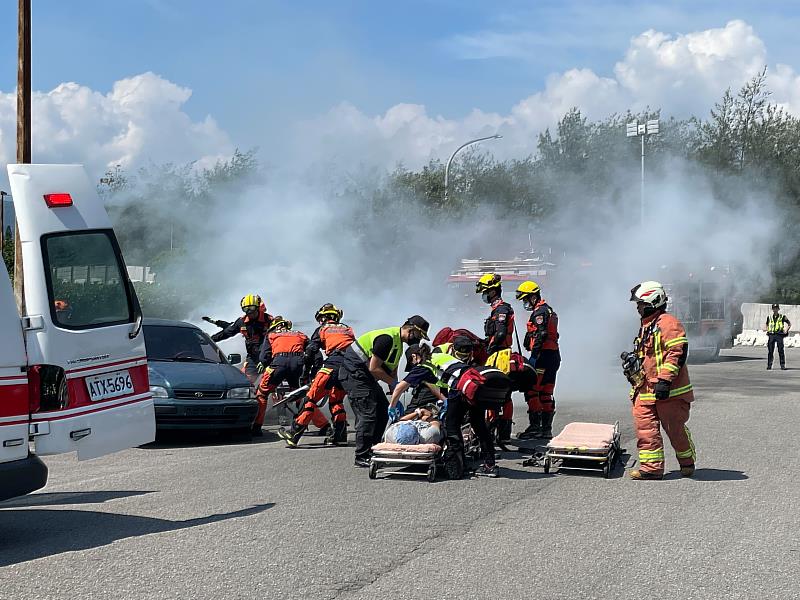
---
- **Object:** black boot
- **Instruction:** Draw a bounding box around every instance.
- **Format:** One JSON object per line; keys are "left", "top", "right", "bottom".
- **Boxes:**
{"left": 518, "top": 411, "right": 542, "bottom": 440}
{"left": 316, "top": 423, "right": 331, "bottom": 437}
{"left": 326, "top": 420, "right": 348, "bottom": 445}
{"left": 540, "top": 412, "right": 554, "bottom": 440}
{"left": 278, "top": 423, "right": 306, "bottom": 448}
{"left": 495, "top": 419, "right": 513, "bottom": 443}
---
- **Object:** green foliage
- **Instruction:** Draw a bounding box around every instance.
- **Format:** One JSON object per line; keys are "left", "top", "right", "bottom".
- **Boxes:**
{"left": 2, "top": 226, "right": 12, "bottom": 278}
{"left": 133, "top": 281, "right": 187, "bottom": 320}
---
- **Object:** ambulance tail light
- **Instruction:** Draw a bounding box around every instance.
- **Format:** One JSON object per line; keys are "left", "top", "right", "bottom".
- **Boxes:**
{"left": 43, "top": 193, "right": 73, "bottom": 208}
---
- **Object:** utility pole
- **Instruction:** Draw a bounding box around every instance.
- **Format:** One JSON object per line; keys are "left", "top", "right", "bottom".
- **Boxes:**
{"left": 626, "top": 119, "right": 659, "bottom": 225}
{"left": 14, "top": 0, "right": 31, "bottom": 311}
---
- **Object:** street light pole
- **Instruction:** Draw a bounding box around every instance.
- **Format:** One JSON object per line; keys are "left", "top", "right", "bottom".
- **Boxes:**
{"left": 14, "top": 0, "right": 31, "bottom": 311}
{"left": 444, "top": 134, "right": 502, "bottom": 204}
{"left": 626, "top": 119, "right": 659, "bottom": 225}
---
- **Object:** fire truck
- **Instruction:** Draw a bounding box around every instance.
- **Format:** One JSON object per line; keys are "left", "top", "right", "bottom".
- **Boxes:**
{"left": 662, "top": 267, "right": 742, "bottom": 361}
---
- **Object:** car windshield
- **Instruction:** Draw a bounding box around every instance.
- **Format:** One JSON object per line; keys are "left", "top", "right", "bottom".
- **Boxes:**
{"left": 144, "top": 325, "right": 225, "bottom": 363}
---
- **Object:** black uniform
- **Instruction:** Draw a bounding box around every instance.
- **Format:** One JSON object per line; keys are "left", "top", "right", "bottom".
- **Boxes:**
{"left": 211, "top": 313, "right": 272, "bottom": 383}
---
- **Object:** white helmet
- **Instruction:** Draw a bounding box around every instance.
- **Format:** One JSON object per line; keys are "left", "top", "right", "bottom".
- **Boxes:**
{"left": 630, "top": 281, "right": 667, "bottom": 309}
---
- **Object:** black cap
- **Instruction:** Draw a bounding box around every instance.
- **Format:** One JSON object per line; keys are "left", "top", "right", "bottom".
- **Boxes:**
{"left": 772, "top": 303, "right": 780, "bottom": 309}
{"left": 404, "top": 315, "right": 430, "bottom": 340}
{"left": 452, "top": 335, "right": 474, "bottom": 352}
{"left": 405, "top": 344, "right": 423, "bottom": 372}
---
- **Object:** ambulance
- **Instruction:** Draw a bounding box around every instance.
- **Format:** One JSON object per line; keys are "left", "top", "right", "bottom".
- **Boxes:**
{"left": 0, "top": 164, "right": 155, "bottom": 502}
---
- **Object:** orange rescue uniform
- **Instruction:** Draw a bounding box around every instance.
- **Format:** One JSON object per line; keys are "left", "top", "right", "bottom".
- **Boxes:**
{"left": 631, "top": 310, "right": 696, "bottom": 475}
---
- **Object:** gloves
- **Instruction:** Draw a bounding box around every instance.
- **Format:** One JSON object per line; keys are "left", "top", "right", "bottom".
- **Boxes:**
{"left": 256, "top": 362, "right": 268, "bottom": 374}
{"left": 653, "top": 379, "right": 671, "bottom": 400}
{"left": 388, "top": 401, "right": 404, "bottom": 423}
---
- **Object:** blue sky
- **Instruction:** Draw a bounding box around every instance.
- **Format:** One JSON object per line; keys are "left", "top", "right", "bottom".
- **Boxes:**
{"left": 0, "top": 0, "right": 797, "bottom": 153}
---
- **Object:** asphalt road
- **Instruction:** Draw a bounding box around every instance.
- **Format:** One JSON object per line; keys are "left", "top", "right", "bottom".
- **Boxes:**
{"left": 1, "top": 347, "right": 798, "bottom": 600}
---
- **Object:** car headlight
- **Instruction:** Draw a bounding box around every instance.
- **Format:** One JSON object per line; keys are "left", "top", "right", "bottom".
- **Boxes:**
{"left": 150, "top": 385, "right": 169, "bottom": 398}
{"left": 227, "top": 386, "right": 254, "bottom": 400}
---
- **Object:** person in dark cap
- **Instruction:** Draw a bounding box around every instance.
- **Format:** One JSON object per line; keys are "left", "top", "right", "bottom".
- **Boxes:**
{"left": 338, "top": 315, "right": 430, "bottom": 467}
{"left": 766, "top": 303, "right": 791, "bottom": 370}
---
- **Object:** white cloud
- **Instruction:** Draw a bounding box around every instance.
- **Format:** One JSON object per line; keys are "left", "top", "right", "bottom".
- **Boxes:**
{"left": 0, "top": 72, "right": 233, "bottom": 178}
{"left": 293, "top": 20, "right": 800, "bottom": 169}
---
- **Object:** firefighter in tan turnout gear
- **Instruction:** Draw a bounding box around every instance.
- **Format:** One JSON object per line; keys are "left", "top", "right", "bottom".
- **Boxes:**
{"left": 624, "top": 281, "right": 697, "bottom": 480}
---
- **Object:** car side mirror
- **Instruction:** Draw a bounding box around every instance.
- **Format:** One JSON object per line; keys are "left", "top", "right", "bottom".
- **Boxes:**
{"left": 227, "top": 353, "right": 242, "bottom": 365}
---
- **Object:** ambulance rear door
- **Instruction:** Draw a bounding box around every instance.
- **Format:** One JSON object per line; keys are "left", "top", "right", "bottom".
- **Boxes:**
{"left": 0, "top": 260, "right": 30, "bottom": 465}
{"left": 8, "top": 163, "right": 155, "bottom": 460}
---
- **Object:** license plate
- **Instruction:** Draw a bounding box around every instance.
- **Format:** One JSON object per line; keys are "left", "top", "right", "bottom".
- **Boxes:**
{"left": 85, "top": 369, "right": 134, "bottom": 402}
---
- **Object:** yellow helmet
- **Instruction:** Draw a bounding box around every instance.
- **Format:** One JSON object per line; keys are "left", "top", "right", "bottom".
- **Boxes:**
{"left": 240, "top": 294, "right": 262, "bottom": 312}
{"left": 268, "top": 316, "right": 291, "bottom": 332}
{"left": 315, "top": 303, "right": 343, "bottom": 323}
{"left": 475, "top": 273, "right": 502, "bottom": 293}
{"left": 515, "top": 281, "right": 541, "bottom": 301}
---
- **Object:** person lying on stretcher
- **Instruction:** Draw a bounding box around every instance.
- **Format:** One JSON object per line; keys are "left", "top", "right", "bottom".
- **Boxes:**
{"left": 383, "top": 406, "right": 443, "bottom": 445}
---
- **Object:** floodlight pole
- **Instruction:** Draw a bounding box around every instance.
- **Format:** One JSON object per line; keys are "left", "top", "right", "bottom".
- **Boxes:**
{"left": 626, "top": 119, "right": 659, "bottom": 226}
{"left": 444, "top": 134, "right": 502, "bottom": 204}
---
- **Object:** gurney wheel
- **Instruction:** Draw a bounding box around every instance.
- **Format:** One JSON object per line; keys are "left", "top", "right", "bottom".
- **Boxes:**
{"left": 603, "top": 460, "right": 611, "bottom": 479}
{"left": 368, "top": 462, "right": 378, "bottom": 480}
{"left": 427, "top": 464, "right": 436, "bottom": 483}
{"left": 543, "top": 457, "right": 551, "bottom": 474}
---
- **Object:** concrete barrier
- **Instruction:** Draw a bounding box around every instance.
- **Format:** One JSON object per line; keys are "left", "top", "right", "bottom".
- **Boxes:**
{"left": 739, "top": 303, "right": 798, "bottom": 332}
{"left": 735, "top": 303, "right": 798, "bottom": 347}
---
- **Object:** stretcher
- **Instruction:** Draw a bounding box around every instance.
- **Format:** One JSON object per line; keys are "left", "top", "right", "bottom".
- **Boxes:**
{"left": 528, "top": 421, "right": 621, "bottom": 478}
{"left": 369, "top": 442, "right": 442, "bottom": 482}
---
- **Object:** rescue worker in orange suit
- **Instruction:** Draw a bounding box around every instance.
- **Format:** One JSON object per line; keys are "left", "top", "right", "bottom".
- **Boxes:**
{"left": 255, "top": 317, "right": 313, "bottom": 435}
{"left": 211, "top": 294, "right": 273, "bottom": 434}
{"left": 476, "top": 273, "right": 515, "bottom": 442}
{"left": 515, "top": 281, "right": 561, "bottom": 440}
{"left": 278, "top": 304, "right": 353, "bottom": 448}
{"left": 210, "top": 294, "right": 273, "bottom": 386}
{"left": 626, "top": 281, "right": 696, "bottom": 480}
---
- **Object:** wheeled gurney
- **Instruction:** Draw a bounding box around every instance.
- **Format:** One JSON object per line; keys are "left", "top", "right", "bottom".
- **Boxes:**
{"left": 538, "top": 421, "right": 622, "bottom": 478}
{"left": 368, "top": 442, "right": 441, "bottom": 482}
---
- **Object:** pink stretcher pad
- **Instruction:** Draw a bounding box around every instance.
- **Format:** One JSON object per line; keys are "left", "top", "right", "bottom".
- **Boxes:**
{"left": 548, "top": 422, "right": 616, "bottom": 450}
{"left": 371, "top": 442, "right": 442, "bottom": 454}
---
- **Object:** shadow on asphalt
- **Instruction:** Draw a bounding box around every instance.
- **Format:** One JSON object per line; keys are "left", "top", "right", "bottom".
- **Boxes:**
{"left": 691, "top": 468, "right": 749, "bottom": 481}
{"left": 141, "top": 428, "right": 282, "bottom": 449}
{"left": 712, "top": 355, "right": 764, "bottom": 363}
{"left": 0, "top": 490, "right": 155, "bottom": 509}
{"left": 0, "top": 503, "right": 274, "bottom": 567}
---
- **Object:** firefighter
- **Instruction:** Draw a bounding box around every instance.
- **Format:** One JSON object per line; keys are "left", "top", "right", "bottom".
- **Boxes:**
{"left": 210, "top": 294, "right": 273, "bottom": 384}
{"left": 766, "top": 303, "right": 791, "bottom": 370}
{"left": 627, "top": 281, "right": 696, "bottom": 480}
{"left": 255, "top": 317, "right": 312, "bottom": 434}
{"left": 211, "top": 294, "right": 273, "bottom": 434}
{"left": 515, "top": 281, "right": 561, "bottom": 440}
{"left": 278, "top": 303, "right": 353, "bottom": 448}
{"left": 476, "top": 273, "right": 515, "bottom": 441}
{"left": 338, "top": 315, "right": 430, "bottom": 467}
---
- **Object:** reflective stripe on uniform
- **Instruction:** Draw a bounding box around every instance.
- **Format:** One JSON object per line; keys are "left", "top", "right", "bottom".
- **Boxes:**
{"left": 676, "top": 426, "right": 697, "bottom": 460}
{"left": 664, "top": 336, "right": 688, "bottom": 348}
{"left": 639, "top": 383, "right": 693, "bottom": 401}
{"left": 662, "top": 363, "right": 680, "bottom": 374}
{"left": 639, "top": 448, "right": 664, "bottom": 463}
{"left": 654, "top": 330, "right": 663, "bottom": 373}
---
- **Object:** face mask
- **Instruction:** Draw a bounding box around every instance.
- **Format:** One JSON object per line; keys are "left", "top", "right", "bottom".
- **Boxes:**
{"left": 481, "top": 291, "right": 492, "bottom": 304}
{"left": 523, "top": 299, "right": 534, "bottom": 311}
